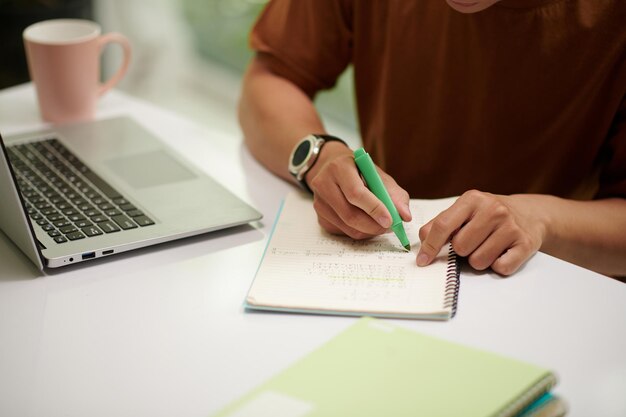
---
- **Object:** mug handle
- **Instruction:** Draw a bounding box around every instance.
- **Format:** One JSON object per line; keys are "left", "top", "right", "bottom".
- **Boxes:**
{"left": 97, "top": 33, "right": 131, "bottom": 97}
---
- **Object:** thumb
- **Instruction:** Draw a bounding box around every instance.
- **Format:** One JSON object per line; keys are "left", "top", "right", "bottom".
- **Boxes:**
{"left": 419, "top": 220, "right": 433, "bottom": 241}
{"left": 380, "top": 170, "right": 412, "bottom": 222}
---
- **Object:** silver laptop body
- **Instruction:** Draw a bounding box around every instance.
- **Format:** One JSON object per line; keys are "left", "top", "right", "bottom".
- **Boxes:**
{"left": 0, "top": 116, "right": 262, "bottom": 269}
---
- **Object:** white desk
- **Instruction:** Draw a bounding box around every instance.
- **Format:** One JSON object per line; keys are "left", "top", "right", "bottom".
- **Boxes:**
{"left": 0, "top": 84, "right": 625, "bottom": 417}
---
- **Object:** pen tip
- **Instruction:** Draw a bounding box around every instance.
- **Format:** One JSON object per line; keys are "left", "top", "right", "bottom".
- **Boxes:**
{"left": 404, "top": 244, "right": 411, "bottom": 252}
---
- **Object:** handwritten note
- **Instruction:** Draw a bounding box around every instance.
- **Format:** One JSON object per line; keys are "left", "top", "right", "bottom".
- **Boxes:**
{"left": 246, "top": 191, "right": 459, "bottom": 319}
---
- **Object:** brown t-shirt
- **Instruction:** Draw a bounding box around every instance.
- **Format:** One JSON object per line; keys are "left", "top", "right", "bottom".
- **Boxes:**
{"left": 250, "top": 0, "right": 626, "bottom": 199}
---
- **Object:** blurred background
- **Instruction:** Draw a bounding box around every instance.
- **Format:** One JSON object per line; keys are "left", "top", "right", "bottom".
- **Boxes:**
{"left": 0, "top": 0, "right": 357, "bottom": 139}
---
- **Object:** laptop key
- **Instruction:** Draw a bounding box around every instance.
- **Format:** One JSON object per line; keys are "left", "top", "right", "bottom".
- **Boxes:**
{"left": 134, "top": 216, "right": 155, "bottom": 227}
{"left": 113, "top": 197, "right": 129, "bottom": 205}
{"left": 65, "top": 231, "right": 85, "bottom": 241}
{"left": 68, "top": 214, "right": 85, "bottom": 222}
{"left": 98, "top": 203, "right": 115, "bottom": 211}
{"left": 41, "top": 223, "right": 56, "bottom": 232}
{"left": 98, "top": 220, "right": 121, "bottom": 233}
{"left": 57, "top": 202, "right": 72, "bottom": 210}
{"left": 28, "top": 196, "right": 45, "bottom": 204}
{"left": 60, "top": 225, "right": 77, "bottom": 234}
{"left": 48, "top": 230, "right": 61, "bottom": 237}
{"left": 49, "top": 138, "right": 62, "bottom": 148}
{"left": 7, "top": 148, "right": 19, "bottom": 159}
{"left": 47, "top": 214, "right": 65, "bottom": 222}
{"left": 54, "top": 220, "right": 71, "bottom": 228}
{"left": 112, "top": 214, "right": 137, "bottom": 230}
{"left": 78, "top": 203, "right": 95, "bottom": 212}
{"left": 91, "top": 215, "right": 108, "bottom": 223}
{"left": 75, "top": 220, "right": 93, "bottom": 228}
{"left": 72, "top": 198, "right": 87, "bottom": 206}
{"left": 91, "top": 197, "right": 106, "bottom": 205}
{"left": 53, "top": 236, "right": 68, "bottom": 243}
{"left": 119, "top": 203, "right": 136, "bottom": 212}
{"left": 81, "top": 226, "right": 103, "bottom": 237}
{"left": 126, "top": 209, "right": 144, "bottom": 217}
{"left": 79, "top": 184, "right": 95, "bottom": 194}
{"left": 84, "top": 209, "right": 101, "bottom": 218}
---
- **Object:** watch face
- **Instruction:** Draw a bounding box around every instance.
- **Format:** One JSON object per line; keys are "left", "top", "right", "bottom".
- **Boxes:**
{"left": 292, "top": 139, "right": 312, "bottom": 167}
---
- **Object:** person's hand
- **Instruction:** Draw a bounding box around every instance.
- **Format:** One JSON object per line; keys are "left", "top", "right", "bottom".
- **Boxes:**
{"left": 305, "top": 141, "right": 412, "bottom": 239}
{"left": 417, "top": 190, "right": 548, "bottom": 276}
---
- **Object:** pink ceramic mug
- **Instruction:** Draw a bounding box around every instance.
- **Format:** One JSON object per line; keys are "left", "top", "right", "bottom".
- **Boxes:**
{"left": 23, "top": 19, "right": 131, "bottom": 123}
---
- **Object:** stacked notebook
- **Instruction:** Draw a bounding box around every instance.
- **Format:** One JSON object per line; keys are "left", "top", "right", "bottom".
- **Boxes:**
{"left": 246, "top": 191, "right": 460, "bottom": 320}
{"left": 212, "top": 318, "right": 565, "bottom": 417}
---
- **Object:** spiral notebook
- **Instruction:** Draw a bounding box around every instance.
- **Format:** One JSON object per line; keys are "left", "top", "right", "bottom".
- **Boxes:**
{"left": 212, "top": 318, "right": 565, "bottom": 417}
{"left": 245, "top": 191, "right": 460, "bottom": 320}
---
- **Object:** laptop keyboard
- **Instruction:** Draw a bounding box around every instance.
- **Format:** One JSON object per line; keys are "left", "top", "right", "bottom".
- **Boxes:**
{"left": 6, "top": 138, "right": 154, "bottom": 244}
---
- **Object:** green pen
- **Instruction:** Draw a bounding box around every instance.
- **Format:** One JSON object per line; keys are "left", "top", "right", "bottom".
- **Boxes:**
{"left": 353, "top": 148, "right": 410, "bottom": 251}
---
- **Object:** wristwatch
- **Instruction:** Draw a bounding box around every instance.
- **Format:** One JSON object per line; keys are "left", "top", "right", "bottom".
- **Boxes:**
{"left": 288, "top": 134, "right": 347, "bottom": 193}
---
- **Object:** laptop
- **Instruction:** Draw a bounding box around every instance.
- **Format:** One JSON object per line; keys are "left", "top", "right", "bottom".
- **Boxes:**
{"left": 0, "top": 116, "right": 262, "bottom": 269}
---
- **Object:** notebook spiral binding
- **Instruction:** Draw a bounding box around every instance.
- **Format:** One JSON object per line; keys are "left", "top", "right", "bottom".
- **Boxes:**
{"left": 443, "top": 244, "right": 461, "bottom": 318}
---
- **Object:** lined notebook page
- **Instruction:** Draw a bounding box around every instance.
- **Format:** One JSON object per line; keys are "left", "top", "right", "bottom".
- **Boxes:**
{"left": 246, "top": 191, "right": 459, "bottom": 319}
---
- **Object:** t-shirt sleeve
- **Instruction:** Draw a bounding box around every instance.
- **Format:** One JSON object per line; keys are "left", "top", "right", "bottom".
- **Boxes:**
{"left": 597, "top": 94, "right": 626, "bottom": 198}
{"left": 249, "top": 0, "right": 353, "bottom": 98}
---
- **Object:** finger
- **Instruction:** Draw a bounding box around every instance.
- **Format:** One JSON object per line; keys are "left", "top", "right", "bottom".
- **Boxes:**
{"left": 465, "top": 227, "right": 515, "bottom": 271}
{"left": 450, "top": 205, "right": 499, "bottom": 257}
{"left": 317, "top": 216, "right": 344, "bottom": 235}
{"left": 337, "top": 171, "right": 393, "bottom": 230}
{"left": 419, "top": 219, "right": 433, "bottom": 242}
{"left": 317, "top": 208, "right": 378, "bottom": 240}
{"left": 315, "top": 177, "right": 387, "bottom": 235}
{"left": 314, "top": 195, "right": 380, "bottom": 239}
{"left": 379, "top": 169, "right": 412, "bottom": 222}
{"left": 491, "top": 242, "right": 535, "bottom": 276}
{"left": 416, "top": 201, "right": 475, "bottom": 266}
{"left": 318, "top": 216, "right": 373, "bottom": 240}
{"left": 420, "top": 219, "right": 464, "bottom": 244}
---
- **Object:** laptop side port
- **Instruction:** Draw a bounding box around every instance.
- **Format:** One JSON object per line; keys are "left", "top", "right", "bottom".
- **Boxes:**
{"left": 102, "top": 249, "right": 114, "bottom": 255}
{"left": 81, "top": 252, "right": 96, "bottom": 260}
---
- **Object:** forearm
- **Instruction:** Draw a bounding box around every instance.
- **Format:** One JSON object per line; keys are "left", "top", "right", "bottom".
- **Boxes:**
{"left": 238, "top": 55, "right": 326, "bottom": 183}
{"left": 521, "top": 195, "right": 626, "bottom": 276}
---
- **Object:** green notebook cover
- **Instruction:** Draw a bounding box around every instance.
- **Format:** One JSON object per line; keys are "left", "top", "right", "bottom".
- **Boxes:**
{"left": 212, "top": 318, "right": 557, "bottom": 417}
